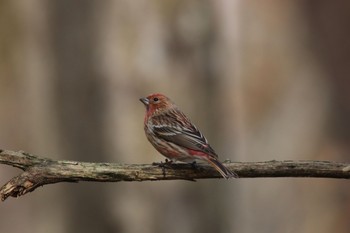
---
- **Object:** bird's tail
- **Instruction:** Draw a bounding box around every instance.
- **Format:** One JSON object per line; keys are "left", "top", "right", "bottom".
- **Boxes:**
{"left": 207, "top": 157, "right": 238, "bottom": 179}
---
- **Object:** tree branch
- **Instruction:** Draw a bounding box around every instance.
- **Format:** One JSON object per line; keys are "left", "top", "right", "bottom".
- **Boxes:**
{"left": 0, "top": 149, "right": 349, "bottom": 201}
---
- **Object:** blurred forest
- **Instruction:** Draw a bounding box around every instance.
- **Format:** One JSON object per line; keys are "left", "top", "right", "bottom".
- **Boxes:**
{"left": 1, "top": 1, "right": 350, "bottom": 233}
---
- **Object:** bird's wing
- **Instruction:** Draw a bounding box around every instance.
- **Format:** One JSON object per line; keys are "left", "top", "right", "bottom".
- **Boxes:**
{"left": 151, "top": 110, "right": 218, "bottom": 158}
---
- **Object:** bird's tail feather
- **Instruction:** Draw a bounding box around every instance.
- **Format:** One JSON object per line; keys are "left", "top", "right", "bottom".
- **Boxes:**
{"left": 207, "top": 157, "right": 238, "bottom": 179}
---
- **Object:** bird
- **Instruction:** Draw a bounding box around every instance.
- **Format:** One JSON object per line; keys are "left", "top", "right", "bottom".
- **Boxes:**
{"left": 140, "top": 93, "right": 237, "bottom": 179}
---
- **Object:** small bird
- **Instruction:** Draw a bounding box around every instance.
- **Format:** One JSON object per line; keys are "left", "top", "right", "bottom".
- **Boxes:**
{"left": 140, "top": 93, "right": 237, "bottom": 179}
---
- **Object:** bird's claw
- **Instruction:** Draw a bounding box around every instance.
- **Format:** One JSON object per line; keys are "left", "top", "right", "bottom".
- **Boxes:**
{"left": 152, "top": 159, "right": 173, "bottom": 167}
{"left": 190, "top": 161, "right": 197, "bottom": 169}
{"left": 153, "top": 159, "right": 174, "bottom": 177}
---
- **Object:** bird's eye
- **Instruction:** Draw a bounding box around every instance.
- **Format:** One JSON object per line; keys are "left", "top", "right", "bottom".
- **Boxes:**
{"left": 153, "top": 97, "right": 159, "bottom": 102}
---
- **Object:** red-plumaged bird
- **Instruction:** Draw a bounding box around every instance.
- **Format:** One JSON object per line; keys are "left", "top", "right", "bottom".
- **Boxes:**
{"left": 140, "top": 93, "right": 237, "bottom": 179}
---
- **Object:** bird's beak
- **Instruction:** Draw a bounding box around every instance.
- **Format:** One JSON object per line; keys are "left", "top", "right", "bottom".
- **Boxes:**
{"left": 139, "top": 97, "right": 149, "bottom": 106}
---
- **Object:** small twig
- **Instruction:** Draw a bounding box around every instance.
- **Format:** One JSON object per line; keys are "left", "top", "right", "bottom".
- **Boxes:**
{"left": 0, "top": 149, "right": 350, "bottom": 201}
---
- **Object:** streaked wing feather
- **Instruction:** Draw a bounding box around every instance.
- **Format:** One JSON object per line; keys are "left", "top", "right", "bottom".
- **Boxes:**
{"left": 151, "top": 110, "right": 218, "bottom": 157}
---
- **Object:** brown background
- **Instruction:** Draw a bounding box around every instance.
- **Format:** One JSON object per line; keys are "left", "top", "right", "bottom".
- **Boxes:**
{"left": 1, "top": 1, "right": 350, "bottom": 233}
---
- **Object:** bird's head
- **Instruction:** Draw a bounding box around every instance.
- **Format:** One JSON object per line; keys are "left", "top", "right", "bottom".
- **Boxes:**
{"left": 140, "top": 93, "right": 174, "bottom": 117}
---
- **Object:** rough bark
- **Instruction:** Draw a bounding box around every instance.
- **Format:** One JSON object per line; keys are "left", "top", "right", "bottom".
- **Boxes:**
{"left": 1, "top": 149, "right": 349, "bottom": 201}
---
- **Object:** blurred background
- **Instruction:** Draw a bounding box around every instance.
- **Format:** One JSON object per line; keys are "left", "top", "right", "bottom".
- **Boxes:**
{"left": 1, "top": 1, "right": 350, "bottom": 233}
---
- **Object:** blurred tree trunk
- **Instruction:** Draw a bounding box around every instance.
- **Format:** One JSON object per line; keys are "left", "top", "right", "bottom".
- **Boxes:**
{"left": 302, "top": 1, "right": 350, "bottom": 231}
{"left": 48, "top": 1, "right": 119, "bottom": 232}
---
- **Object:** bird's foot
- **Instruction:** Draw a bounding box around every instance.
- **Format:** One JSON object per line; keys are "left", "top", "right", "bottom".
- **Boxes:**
{"left": 189, "top": 161, "right": 204, "bottom": 172}
{"left": 190, "top": 161, "right": 198, "bottom": 169}
{"left": 153, "top": 159, "right": 173, "bottom": 177}
{"left": 152, "top": 159, "right": 173, "bottom": 167}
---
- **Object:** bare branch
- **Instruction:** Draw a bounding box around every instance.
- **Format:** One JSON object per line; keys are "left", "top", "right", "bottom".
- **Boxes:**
{"left": 0, "top": 149, "right": 349, "bottom": 201}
